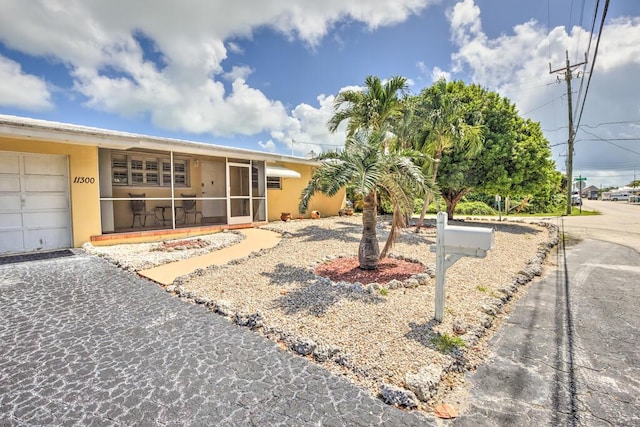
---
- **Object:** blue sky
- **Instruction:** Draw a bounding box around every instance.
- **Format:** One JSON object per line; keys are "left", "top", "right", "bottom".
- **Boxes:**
{"left": 0, "top": 0, "right": 639, "bottom": 188}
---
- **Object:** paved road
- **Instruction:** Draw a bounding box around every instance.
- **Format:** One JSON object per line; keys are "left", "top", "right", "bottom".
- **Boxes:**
{"left": 562, "top": 200, "right": 640, "bottom": 253}
{"left": 0, "top": 253, "right": 431, "bottom": 426}
{"left": 456, "top": 205, "right": 640, "bottom": 426}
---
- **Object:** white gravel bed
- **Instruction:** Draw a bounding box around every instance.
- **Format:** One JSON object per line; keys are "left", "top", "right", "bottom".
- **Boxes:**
{"left": 91, "top": 215, "right": 556, "bottom": 413}
{"left": 82, "top": 230, "right": 243, "bottom": 271}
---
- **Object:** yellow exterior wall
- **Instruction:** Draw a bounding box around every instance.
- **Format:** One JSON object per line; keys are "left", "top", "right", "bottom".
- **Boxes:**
{"left": 0, "top": 137, "right": 100, "bottom": 247}
{"left": 267, "top": 162, "right": 346, "bottom": 221}
{"left": 0, "top": 136, "right": 346, "bottom": 247}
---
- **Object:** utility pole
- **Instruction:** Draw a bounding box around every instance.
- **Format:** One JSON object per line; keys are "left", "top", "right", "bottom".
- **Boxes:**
{"left": 550, "top": 51, "right": 587, "bottom": 215}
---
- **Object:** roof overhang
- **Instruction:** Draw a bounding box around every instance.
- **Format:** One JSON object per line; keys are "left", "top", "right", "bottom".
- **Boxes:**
{"left": 266, "top": 165, "right": 302, "bottom": 178}
{"left": 0, "top": 114, "right": 321, "bottom": 166}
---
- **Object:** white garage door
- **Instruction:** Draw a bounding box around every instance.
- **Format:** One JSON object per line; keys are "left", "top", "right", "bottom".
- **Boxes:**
{"left": 0, "top": 151, "right": 71, "bottom": 254}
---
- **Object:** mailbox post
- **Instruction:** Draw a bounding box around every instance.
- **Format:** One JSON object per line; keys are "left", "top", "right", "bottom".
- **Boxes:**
{"left": 430, "top": 212, "right": 494, "bottom": 322}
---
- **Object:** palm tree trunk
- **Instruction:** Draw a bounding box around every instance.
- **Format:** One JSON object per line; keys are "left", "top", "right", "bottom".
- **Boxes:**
{"left": 442, "top": 188, "right": 470, "bottom": 220}
{"left": 415, "top": 155, "right": 441, "bottom": 230}
{"left": 380, "top": 202, "right": 404, "bottom": 259}
{"left": 358, "top": 191, "right": 380, "bottom": 270}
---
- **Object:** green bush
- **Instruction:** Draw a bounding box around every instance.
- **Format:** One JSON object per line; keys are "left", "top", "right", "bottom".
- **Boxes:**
{"left": 454, "top": 201, "right": 497, "bottom": 216}
{"left": 378, "top": 197, "right": 394, "bottom": 214}
{"left": 518, "top": 193, "right": 565, "bottom": 214}
{"left": 411, "top": 200, "right": 496, "bottom": 216}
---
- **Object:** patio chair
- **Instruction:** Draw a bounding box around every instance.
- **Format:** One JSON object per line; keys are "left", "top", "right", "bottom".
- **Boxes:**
{"left": 181, "top": 194, "right": 202, "bottom": 225}
{"left": 129, "top": 193, "right": 156, "bottom": 227}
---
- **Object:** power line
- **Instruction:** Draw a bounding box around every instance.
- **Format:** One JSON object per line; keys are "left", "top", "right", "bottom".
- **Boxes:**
{"left": 575, "top": 160, "right": 640, "bottom": 168}
{"left": 573, "top": 0, "right": 588, "bottom": 63}
{"left": 574, "top": 0, "right": 610, "bottom": 133}
{"left": 521, "top": 95, "right": 564, "bottom": 115}
{"left": 572, "top": 0, "right": 600, "bottom": 119}
{"left": 583, "top": 120, "right": 640, "bottom": 128}
{"left": 577, "top": 138, "right": 640, "bottom": 142}
{"left": 544, "top": 120, "right": 640, "bottom": 132}
{"left": 579, "top": 128, "right": 640, "bottom": 156}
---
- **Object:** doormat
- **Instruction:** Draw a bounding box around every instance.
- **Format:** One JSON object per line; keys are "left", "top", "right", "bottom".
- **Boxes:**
{"left": 0, "top": 249, "right": 75, "bottom": 265}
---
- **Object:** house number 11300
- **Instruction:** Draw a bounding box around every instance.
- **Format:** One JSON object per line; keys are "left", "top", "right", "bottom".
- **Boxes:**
{"left": 73, "top": 176, "right": 95, "bottom": 184}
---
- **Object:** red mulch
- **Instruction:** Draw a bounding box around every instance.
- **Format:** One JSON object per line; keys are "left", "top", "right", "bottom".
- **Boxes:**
{"left": 314, "top": 256, "right": 425, "bottom": 284}
{"left": 156, "top": 238, "right": 209, "bottom": 251}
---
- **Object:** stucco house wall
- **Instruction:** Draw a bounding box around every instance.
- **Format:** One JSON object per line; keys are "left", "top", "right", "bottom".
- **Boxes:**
{"left": 266, "top": 162, "right": 346, "bottom": 221}
{"left": 0, "top": 115, "right": 347, "bottom": 252}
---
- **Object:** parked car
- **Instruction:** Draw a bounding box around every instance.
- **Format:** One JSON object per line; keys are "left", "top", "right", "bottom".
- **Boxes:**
{"left": 571, "top": 194, "right": 582, "bottom": 206}
{"left": 610, "top": 192, "right": 630, "bottom": 202}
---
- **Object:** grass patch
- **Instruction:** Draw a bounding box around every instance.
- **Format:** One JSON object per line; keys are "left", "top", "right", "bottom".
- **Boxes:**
{"left": 508, "top": 211, "right": 560, "bottom": 217}
{"left": 497, "top": 207, "right": 599, "bottom": 217}
{"left": 379, "top": 287, "right": 388, "bottom": 296}
{"left": 431, "top": 333, "right": 466, "bottom": 353}
{"left": 476, "top": 285, "right": 488, "bottom": 293}
{"left": 568, "top": 207, "right": 599, "bottom": 216}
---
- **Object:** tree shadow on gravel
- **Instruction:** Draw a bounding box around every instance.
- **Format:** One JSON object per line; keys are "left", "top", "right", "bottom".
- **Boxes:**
{"left": 447, "top": 219, "right": 544, "bottom": 236}
{"left": 392, "top": 230, "right": 435, "bottom": 247}
{"left": 292, "top": 224, "right": 361, "bottom": 243}
{"left": 262, "top": 263, "right": 385, "bottom": 316}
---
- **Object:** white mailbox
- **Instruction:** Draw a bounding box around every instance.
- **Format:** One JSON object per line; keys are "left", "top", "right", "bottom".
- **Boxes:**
{"left": 430, "top": 212, "right": 495, "bottom": 322}
{"left": 443, "top": 225, "right": 494, "bottom": 252}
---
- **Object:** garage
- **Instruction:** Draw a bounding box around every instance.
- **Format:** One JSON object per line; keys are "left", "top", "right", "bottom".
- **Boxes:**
{"left": 0, "top": 151, "right": 71, "bottom": 254}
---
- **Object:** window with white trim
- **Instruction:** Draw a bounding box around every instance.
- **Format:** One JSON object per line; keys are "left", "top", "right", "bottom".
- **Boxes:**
{"left": 111, "top": 152, "right": 189, "bottom": 187}
{"left": 267, "top": 176, "right": 282, "bottom": 189}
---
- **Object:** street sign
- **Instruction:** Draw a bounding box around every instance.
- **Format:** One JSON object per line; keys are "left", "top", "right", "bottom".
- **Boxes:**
{"left": 575, "top": 177, "right": 587, "bottom": 181}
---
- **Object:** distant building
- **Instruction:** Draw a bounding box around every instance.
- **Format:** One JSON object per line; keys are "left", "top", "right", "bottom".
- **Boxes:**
{"left": 581, "top": 185, "right": 599, "bottom": 200}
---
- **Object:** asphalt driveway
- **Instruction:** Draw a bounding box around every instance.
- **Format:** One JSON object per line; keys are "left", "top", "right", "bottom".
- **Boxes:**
{"left": 0, "top": 252, "right": 429, "bottom": 426}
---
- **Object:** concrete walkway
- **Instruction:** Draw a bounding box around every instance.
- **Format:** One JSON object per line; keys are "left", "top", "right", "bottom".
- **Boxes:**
{"left": 139, "top": 228, "right": 281, "bottom": 285}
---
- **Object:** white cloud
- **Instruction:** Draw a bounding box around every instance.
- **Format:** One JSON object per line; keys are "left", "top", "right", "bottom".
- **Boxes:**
{"left": 446, "top": 0, "right": 640, "bottom": 187}
{"left": 0, "top": 56, "right": 52, "bottom": 110}
{"left": 447, "top": 0, "right": 482, "bottom": 45}
{"left": 227, "top": 41, "right": 244, "bottom": 54}
{"left": 223, "top": 65, "right": 254, "bottom": 82}
{"left": 258, "top": 139, "right": 277, "bottom": 152}
{"left": 417, "top": 62, "right": 450, "bottom": 84}
{"left": 274, "top": 93, "right": 347, "bottom": 156}
{"left": 0, "top": 0, "right": 437, "bottom": 148}
{"left": 430, "top": 66, "right": 451, "bottom": 83}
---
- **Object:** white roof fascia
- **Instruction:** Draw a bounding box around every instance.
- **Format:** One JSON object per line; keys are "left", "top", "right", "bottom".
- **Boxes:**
{"left": 0, "top": 114, "right": 320, "bottom": 166}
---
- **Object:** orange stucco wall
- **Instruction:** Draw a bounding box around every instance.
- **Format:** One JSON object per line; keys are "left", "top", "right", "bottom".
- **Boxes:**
{"left": 0, "top": 137, "right": 101, "bottom": 247}
{"left": 266, "top": 162, "right": 346, "bottom": 221}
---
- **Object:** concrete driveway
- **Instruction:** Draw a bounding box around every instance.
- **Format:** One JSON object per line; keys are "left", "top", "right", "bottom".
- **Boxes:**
{"left": 0, "top": 252, "right": 430, "bottom": 426}
{"left": 456, "top": 201, "right": 640, "bottom": 426}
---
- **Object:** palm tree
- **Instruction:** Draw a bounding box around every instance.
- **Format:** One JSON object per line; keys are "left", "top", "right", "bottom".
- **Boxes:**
{"left": 327, "top": 75, "right": 408, "bottom": 135}
{"left": 326, "top": 75, "right": 418, "bottom": 257}
{"left": 414, "top": 79, "right": 484, "bottom": 228}
{"left": 298, "top": 130, "right": 428, "bottom": 270}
